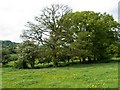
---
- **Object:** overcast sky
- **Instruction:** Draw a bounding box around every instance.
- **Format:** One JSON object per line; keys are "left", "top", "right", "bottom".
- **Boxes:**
{"left": 0, "top": 0, "right": 119, "bottom": 42}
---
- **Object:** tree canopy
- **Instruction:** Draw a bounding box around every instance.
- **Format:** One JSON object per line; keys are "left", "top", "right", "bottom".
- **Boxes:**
{"left": 1, "top": 40, "right": 18, "bottom": 65}
{"left": 15, "top": 4, "right": 120, "bottom": 68}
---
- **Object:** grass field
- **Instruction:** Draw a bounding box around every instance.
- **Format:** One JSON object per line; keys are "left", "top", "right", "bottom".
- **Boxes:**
{"left": 2, "top": 61, "right": 119, "bottom": 88}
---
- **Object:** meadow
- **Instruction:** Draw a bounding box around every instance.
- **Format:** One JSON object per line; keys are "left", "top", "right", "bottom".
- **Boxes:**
{"left": 2, "top": 59, "right": 119, "bottom": 88}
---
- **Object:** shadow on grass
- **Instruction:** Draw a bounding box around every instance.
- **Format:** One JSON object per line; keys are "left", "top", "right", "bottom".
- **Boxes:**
{"left": 34, "top": 58, "right": 120, "bottom": 69}
{"left": 2, "top": 64, "right": 14, "bottom": 68}
{"left": 2, "top": 58, "right": 120, "bottom": 69}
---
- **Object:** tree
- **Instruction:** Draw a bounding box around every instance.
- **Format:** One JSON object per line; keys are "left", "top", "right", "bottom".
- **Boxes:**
{"left": 2, "top": 48, "right": 18, "bottom": 65}
{"left": 15, "top": 40, "right": 38, "bottom": 69}
{"left": 1, "top": 40, "right": 18, "bottom": 65}
{"left": 2, "top": 40, "right": 18, "bottom": 54}
{"left": 91, "top": 13, "right": 120, "bottom": 61}
{"left": 70, "top": 31, "right": 93, "bottom": 63}
{"left": 21, "top": 4, "right": 72, "bottom": 67}
{"left": 106, "top": 44, "right": 119, "bottom": 58}
{"left": 20, "top": 4, "right": 120, "bottom": 68}
{"left": 37, "top": 45, "right": 52, "bottom": 66}
{"left": 61, "top": 11, "right": 120, "bottom": 62}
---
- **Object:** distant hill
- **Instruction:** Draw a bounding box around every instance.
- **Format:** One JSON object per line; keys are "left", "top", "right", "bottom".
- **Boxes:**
{"left": 1, "top": 40, "right": 19, "bottom": 64}
{"left": 0, "top": 40, "right": 19, "bottom": 48}
{"left": 0, "top": 40, "right": 19, "bottom": 54}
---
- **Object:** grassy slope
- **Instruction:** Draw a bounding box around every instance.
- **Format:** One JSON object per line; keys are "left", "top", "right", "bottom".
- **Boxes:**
{"left": 2, "top": 62, "right": 118, "bottom": 88}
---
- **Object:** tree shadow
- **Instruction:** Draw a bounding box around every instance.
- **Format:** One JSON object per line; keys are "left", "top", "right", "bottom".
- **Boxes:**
{"left": 2, "top": 64, "right": 13, "bottom": 68}
{"left": 33, "top": 59, "right": 120, "bottom": 69}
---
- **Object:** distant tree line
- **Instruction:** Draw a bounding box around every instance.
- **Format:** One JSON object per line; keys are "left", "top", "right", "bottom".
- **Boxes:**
{"left": 1, "top": 40, "right": 18, "bottom": 65}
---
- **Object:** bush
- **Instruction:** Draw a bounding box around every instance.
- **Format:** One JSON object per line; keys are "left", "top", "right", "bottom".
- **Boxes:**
{"left": 15, "top": 40, "right": 38, "bottom": 69}
{"left": 14, "top": 60, "right": 29, "bottom": 69}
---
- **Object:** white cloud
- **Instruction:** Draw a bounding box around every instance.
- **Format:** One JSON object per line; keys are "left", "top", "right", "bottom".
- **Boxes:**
{"left": 0, "top": 0, "right": 119, "bottom": 42}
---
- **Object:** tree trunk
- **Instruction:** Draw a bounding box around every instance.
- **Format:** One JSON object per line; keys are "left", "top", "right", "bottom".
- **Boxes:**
{"left": 50, "top": 44, "right": 58, "bottom": 67}
{"left": 67, "top": 59, "right": 70, "bottom": 63}
{"left": 31, "top": 63, "right": 34, "bottom": 69}
{"left": 52, "top": 54, "right": 58, "bottom": 67}
{"left": 88, "top": 56, "right": 91, "bottom": 63}
{"left": 79, "top": 58, "right": 81, "bottom": 63}
{"left": 83, "top": 57, "right": 85, "bottom": 62}
{"left": 53, "top": 59, "right": 58, "bottom": 67}
{"left": 23, "top": 61, "right": 28, "bottom": 69}
{"left": 67, "top": 56, "right": 70, "bottom": 64}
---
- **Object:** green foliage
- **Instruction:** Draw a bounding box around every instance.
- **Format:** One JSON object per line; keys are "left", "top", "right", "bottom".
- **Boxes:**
{"left": 14, "top": 59, "right": 29, "bottom": 69}
{"left": 62, "top": 11, "right": 120, "bottom": 62}
{"left": 2, "top": 48, "right": 11, "bottom": 65}
{"left": 1, "top": 40, "right": 18, "bottom": 65}
{"left": 70, "top": 31, "right": 92, "bottom": 60}
{"left": 19, "top": 4, "right": 120, "bottom": 68}
{"left": 2, "top": 40, "right": 18, "bottom": 54}
{"left": 21, "top": 4, "right": 72, "bottom": 67}
{"left": 106, "top": 44, "right": 119, "bottom": 57}
{"left": 37, "top": 45, "right": 52, "bottom": 65}
{"left": 15, "top": 40, "right": 38, "bottom": 69}
{"left": 9, "top": 54, "right": 18, "bottom": 61}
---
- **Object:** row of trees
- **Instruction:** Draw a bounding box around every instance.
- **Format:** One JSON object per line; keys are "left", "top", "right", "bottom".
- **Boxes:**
{"left": 14, "top": 4, "right": 120, "bottom": 69}
{"left": 1, "top": 40, "right": 18, "bottom": 65}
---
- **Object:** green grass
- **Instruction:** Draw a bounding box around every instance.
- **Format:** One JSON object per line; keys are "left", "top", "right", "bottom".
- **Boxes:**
{"left": 2, "top": 61, "right": 118, "bottom": 88}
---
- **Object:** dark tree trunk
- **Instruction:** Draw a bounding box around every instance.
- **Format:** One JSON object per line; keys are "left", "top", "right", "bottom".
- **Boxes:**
{"left": 82, "top": 57, "right": 85, "bottom": 62}
{"left": 31, "top": 63, "right": 35, "bottom": 69}
{"left": 53, "top": 59, "right": 58, "bottom": 67}
{"left": 88, "top": 57, "right": 91, "bottom": 63}
{"left": 50, "top": 44, "right": 58, "bottom": 67}
{"left": 94, "top": 58, "right": 96, "bottom": 61}
{"left": 79, "top": 58, "right": 81, "bottom": 63}
{"left": 53, "top": 54, "right": 58, "bottom": 67}
{"left": 67, "top": 56, "right": 70, "bottom": 63}
{"left": 23, "top": 61, "right": 28, "bottom": 69}
{"left": 67, "top": 59, "right": 70, "bottom": 63}
{"left": 71, "top": 59, "right": 74, "bottom": 64}
{"left": 2, "top": 62, "right": 8, "bottom": 65}
{"left": 30, "top": 59, "right": 35, "bottom": 69}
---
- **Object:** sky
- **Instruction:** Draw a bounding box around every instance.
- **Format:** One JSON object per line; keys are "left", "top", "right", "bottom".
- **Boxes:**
{"left": 0, "top": 0, "right": 119, "bottom": 43}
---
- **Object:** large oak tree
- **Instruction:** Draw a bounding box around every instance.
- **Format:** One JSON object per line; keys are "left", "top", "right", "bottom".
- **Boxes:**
{"left": 21, "top": 4, "right": 72, "bottom": 67}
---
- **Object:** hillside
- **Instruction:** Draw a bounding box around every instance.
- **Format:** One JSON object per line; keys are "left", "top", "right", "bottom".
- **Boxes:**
{"left": 1, "top": 40, "right": 19, "bottom": 64}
